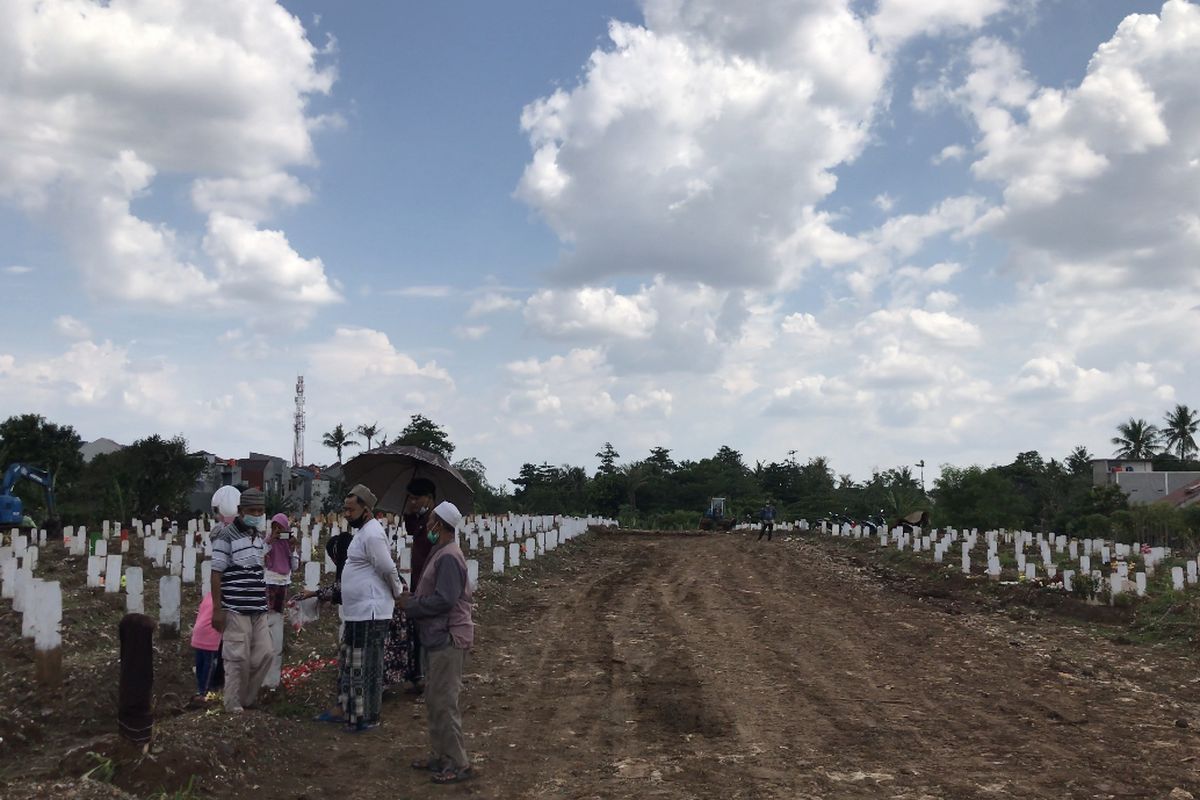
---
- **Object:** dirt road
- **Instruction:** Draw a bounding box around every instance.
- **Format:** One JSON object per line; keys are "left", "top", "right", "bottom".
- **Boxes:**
{"left": 188, "top": 530, "right": 1197, "bottom": 800}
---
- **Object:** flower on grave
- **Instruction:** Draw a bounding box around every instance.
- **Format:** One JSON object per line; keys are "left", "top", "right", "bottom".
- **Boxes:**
{"left": 279, "top": 657, "right": 339, "bottom": 690}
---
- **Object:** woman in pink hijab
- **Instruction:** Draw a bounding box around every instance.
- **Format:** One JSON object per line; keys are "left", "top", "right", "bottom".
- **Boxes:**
{"left": 263, "top": 512, "right": 299, "bottom": 689}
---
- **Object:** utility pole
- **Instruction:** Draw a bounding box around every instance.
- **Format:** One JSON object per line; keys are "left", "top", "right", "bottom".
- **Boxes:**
{"left": 916, "top": 459, "right": 925, "bottom": 494}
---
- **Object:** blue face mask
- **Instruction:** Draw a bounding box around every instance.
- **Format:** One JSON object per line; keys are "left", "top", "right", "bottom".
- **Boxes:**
{"left": 243, "top": 514, "right": 266, "bottom": 531}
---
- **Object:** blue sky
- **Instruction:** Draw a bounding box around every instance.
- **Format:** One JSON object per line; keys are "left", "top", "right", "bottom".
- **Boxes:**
{"left": 1, "top": 0, "right": 1197, "bottom": 491}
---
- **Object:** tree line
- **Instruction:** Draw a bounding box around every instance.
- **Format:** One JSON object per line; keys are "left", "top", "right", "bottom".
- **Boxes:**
{"left": 5, "top": 407, "right": 1200, "bottom": 547}
{"left": 0, "top": 413, "right": 203, "bottom": 524}
{"left": 320, "top": 414, "right": 454, "bottom": 463}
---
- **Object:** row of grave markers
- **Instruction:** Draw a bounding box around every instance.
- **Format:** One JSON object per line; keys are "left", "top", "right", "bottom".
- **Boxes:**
{"left": 739, "top": 519, "right": 1196, "bottom": 602}
{"left": 0, "top": 529, "right": 61, "bottom": 683}
{"left": 0, "top": 513, "right": 615, "bottom": 685}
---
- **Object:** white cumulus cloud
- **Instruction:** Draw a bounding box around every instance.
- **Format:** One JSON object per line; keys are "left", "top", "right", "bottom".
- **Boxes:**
{"left": 467, "top": 292, "right": 522, "bottom": 317}
{"left": 0, "top": 0, "right": 340, "bottom": 322}
{"left": 525, "top": 286, "right": 659, "bottom": 340}
{"left": 870, "top": 0, "right": 1015, "bottom": 48}
{"left": 516, "top": 0, "right": 888, "bottom": 289}
{"left": 953, "top": 3, "right": 1200, "bottom": 291}
{"left": 54, "top": 315, "right": 92, "bottom": 340}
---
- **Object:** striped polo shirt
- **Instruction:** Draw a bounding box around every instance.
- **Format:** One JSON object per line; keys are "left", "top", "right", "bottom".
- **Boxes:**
{"left": 211, "top": 519, "right": 268, "bottom": 614}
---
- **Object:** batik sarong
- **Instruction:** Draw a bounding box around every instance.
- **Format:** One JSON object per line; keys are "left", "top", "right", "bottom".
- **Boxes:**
{"left": 337, "top": 619, "right": 389, "bottom": 725}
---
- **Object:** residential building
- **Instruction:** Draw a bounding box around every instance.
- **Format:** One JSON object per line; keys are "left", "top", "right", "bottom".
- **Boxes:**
{"left": 1092, "top": 459, "right": 1200, "bottom": 505}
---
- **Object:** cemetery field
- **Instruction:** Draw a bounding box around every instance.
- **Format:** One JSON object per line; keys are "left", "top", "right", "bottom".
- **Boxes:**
{"left": 4, "top": 529, "right": 1200, "bottom": 799}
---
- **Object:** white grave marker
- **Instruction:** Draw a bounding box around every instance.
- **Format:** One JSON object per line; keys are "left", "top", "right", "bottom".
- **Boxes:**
{"left": 125, "top": 567, "right": 144, "bottom": 614}
{"left": 104, "top": 554, "right": 122, "bottom": 593}
{"left": 159, "top": 576, "right": 181, "bottom": 636}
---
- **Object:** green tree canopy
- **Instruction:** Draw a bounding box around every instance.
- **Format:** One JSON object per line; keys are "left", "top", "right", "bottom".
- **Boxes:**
{"left": 1163, "top": 404, "right": 1199, "bottom": 461}
{"left": 355, "top": 422, "right": 384, "bottom": 450}
{"left": 645, "top": 447, "right": 676, "bottom": 473}
{"left": 72, "top": 435, "right": 204, "bottom": 522}
{"left": 451, "top": 456, "right": 512, "bottom": 513}
{"left": 595, "top": 442, "right": 620, "bottom": 476}
{"left": 0, "top": 413, "right": 84, "bottom": 518}
{"left": 321, "top": 423, "right": 359, "bottom": 463}
{"left": 1111, "top": 417, "right": 1161, "bottom": 459}
{"left": 1065, "top": 445, "right": 1093, "bottom": 476}
{"left": 393, "top": 414, "right": 454, "bottom": 459}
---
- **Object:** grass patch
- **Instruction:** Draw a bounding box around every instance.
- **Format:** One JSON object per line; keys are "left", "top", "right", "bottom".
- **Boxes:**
{"left": 82, "top": 752, "right": 116, "bottom": 783}
{"left": 150, "top": 775, "right": 201, "bottom": 799}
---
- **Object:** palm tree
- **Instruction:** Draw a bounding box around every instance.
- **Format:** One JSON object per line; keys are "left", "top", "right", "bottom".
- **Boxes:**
{"left": 1162, "top": 404, "right": 1199, "bottom": 461}
{"left": 322, "top": 423, "right": 359, "bottom": 463}
{"left": 356, "top": 422, "right": 383, "bottom": 450}
{"left": 1111, "top": 417, "right": 1161, "bottom": 460}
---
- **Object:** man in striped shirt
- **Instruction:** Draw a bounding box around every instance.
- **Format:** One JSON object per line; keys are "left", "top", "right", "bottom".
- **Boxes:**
{"left": 210, "top": 487, "right": 271, "bottom": 712}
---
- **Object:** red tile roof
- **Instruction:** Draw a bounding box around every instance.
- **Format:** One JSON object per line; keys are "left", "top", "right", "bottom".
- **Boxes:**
{"left": 1159, "top": 478, "right": 1200, "bottom": 508}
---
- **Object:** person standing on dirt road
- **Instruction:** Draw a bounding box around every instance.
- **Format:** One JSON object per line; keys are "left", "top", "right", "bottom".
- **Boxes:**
{"left": 385, "top": 477, "right": 438, "bottom": 695}
{"left": 337, "top": 484, "right": 406, "bottom": 733}
{"left": 401, "top": 500, "right": 474, "bottom": 785}
{"left": 758, "top": 502, "right": 777, "bottom": 542}
{"left": 210, "top": 487, "right": 272, "bottom": 712}
{"left": 263, "top": 512, "right": 299, "bottom": 690}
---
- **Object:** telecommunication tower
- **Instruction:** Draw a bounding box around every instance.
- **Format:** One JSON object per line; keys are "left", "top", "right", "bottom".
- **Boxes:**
{"left": 293, "top": 375, "right": 305, "bottom": 467}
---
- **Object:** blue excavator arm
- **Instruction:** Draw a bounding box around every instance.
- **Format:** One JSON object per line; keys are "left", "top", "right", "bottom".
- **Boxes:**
{"left": 0, "top": 463, "right": 56, "bottom": 524}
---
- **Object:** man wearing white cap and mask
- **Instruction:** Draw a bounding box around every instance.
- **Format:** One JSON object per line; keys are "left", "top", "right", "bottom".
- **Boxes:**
{"left": 210, "top": 486, "right": 271, "bottom": 712}
{"left": 211, "top": 485, "right": 240, "bottom": 524}
{"left": 401, "top": 500, "right": 474, "bottom": 785}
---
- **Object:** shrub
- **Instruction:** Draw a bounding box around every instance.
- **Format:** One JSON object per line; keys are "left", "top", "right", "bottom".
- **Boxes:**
{"left": 1070, "top": 513, "right": 1112, "bottom": 538}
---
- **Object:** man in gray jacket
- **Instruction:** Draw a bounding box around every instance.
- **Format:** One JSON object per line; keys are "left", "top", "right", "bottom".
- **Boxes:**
{"left": 401, "top": 500, "right": 474, "bottom": 784}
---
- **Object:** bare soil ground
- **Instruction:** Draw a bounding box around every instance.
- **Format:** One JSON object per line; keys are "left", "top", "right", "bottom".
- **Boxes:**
{"left": 4, "top": 530, "right": 1200, "bottom": 799}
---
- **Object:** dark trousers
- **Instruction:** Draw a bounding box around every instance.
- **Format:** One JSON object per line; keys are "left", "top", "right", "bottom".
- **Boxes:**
{"left": 758, "top": 522, "right": 774, "bottom": 541}
{"left": 195, "top": 648, "right": 219, "bottom": 695}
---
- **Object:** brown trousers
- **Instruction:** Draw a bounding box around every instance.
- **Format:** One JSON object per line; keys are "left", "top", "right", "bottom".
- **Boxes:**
{"left": 424, "top": 645, "right": 469, "bottom": 770}
{"left": 222, "top": 611, "right": 272, "bottom": 711}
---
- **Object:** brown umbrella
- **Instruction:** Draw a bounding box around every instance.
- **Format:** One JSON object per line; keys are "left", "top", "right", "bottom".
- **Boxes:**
{"left": 342, "top": 444, "right": 474, "bottom": 514}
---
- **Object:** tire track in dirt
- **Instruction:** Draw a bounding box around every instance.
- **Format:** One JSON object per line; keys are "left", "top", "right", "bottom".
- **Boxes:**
{"left": 476, "top": 544, "right": 648, "bottom": 796}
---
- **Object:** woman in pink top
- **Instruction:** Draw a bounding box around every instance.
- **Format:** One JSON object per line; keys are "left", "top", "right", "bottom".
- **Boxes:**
{"left": 191, "top": 592, "right": 222, "bottom": 703}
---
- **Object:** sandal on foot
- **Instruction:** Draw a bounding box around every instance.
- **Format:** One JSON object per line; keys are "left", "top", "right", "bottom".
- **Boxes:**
{"left": 431, "top": 765, "right": 473, "bottom": 785}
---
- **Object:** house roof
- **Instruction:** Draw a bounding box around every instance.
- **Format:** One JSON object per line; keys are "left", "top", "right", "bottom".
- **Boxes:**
{"left": 1159, "top": 478, "right": 1200, "bottom": 508}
